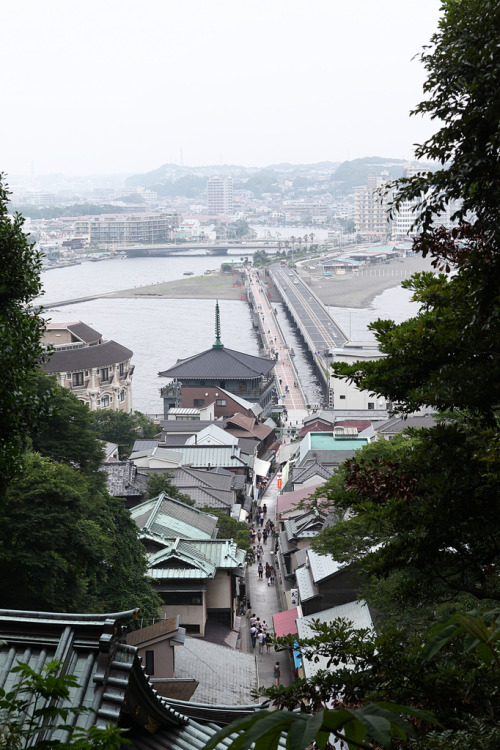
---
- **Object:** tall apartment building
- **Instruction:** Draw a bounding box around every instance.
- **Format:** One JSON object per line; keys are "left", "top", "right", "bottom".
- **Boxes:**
{"left": 74, "top": 212, "right": 182, "bottom": 247}
{"left": 207, "top": 176, "right": 233, "bottom": 214}
{"left": 354, "top": 173, "right": 391, "bottom": 239}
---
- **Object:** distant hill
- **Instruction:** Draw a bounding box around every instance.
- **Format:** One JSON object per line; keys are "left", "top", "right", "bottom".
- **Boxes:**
{"left": 331, "top": 157, "right": 433, "bottom": 192}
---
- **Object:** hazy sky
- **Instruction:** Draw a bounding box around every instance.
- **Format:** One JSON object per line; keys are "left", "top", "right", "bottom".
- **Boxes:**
{"left": 1, "top": 0, "right": 442, "bottom": 177}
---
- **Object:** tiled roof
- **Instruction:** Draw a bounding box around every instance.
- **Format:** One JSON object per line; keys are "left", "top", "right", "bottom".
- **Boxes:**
{"left": 43, "top": 340, "right": 133, "bottom": 373}
{"left": 159, "top": 346, "right": 275, "bottom": 380}
{"left": 277, "top": 482, "right": 325, "bottom": 516}
{"left": 307, "top": 548, "right": 345, "bottom": 582}
{"left": 375, "top": 414, "right": 437, "bottom": 434}
{"left": 130, "top": 494, "right": 218, "bottom": 540}
{"left": 293, "top": 460, "right": 334, "bottom": 484}
{"left": 295, "top": 566, "right": 319, "bottom": 602}
{"left": 0, "top": 609, "right": 186, "bottom": 740}
{"left": 102, "top": 461, "right": 147, "bottom": 498}
{"left": 67, "top": 321, "right": 102, "bottom": 343}
{"left": 273, "top": 607, "right": 299, "bottom": 638}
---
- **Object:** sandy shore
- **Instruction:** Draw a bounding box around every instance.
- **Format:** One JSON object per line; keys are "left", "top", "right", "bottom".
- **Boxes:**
{"left": 108, "top": 255, "right": 436, "bottom": 309}
{"left": 108, "top": 273, "right": 242, "bottom": 301}
{"left": 305, "top": 254, "right": 436, "bottom": 308}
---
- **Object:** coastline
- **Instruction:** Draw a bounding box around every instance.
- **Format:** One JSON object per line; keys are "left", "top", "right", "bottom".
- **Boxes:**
{"left": 107, "top": 254, "right": 436, "bottom": 309}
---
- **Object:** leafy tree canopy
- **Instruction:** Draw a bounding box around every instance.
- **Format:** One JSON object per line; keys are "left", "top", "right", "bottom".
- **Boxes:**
{"left": 90, "top": 410, "right": 158, "bottom": 456}
{"left": 0, "top": 176, "right": 48, "bottom": 486}
{"left": 0, "top": 451, "right": 160, "bottom": 616}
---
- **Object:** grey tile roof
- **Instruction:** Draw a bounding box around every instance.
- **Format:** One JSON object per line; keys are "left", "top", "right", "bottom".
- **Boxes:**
{"left": 0, "top": 609, "right": 186, "bottom": 739}
{"left": 175, "top": 637, "right": 257, "bottom": 705}
{"left": 293, "top": 460, "right": 334, "bottom": 484}
{"left": 375, "top": 414, "right": 438, "bottom": 434}
{"left": 133, "top": 439, "right": 160, "bottom": 452}
{"left": 102, "top": 461, "right": 148, "bottom": 498}
{"left": 43, "top": 340, "right": 133, "bottom": 373}
{"left": 159, "top": 346, "right": 275, "bottom": 380}
{"left": 67, "top": 321, "right": 102, "bottom": 343}
{"left": 295, "top": 565, "right": 319, "bottom": 602}
{"left": 307, "top": 548, "right": 345, "bottom": 582}
{"left": 160, "top": 420, "right": 227, "bottom": 433}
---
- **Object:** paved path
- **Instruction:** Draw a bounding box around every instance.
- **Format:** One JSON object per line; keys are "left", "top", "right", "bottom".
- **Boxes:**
{"left": 242, "top": 475, "right": 294, "bottom": 697}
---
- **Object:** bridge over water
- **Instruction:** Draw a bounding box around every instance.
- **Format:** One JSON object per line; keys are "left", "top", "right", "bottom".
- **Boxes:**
{"left": 269, "top": 263, "right": 349, "bottom": 406}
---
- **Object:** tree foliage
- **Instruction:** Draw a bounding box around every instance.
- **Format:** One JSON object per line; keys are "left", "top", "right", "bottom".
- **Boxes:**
{"left": 0, "top": 176, "right": 47, "bottom": 487}
{"left": 0, "top": 452, "right": 160, "bottom": 616}
{"left": 145, "top": 473, "right": 195, "bottom": 505}
{"left": 90, "top": 410, "right": 158, "bottom": 456}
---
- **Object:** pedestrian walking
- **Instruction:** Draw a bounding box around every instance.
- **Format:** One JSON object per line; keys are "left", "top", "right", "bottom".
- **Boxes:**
{"left": 265, "top": 565, "right": 271, "bottom": 585}
{"left": 263, "top": 503, "right": 267, "bottom": 516}
{"left": 249, "top": 613, "right": 257, "bottom": 627}
{"left": 263, "top": 529, "right": 268, "bottom": 544}
{"left": 258, "top": 562, "right": 263, "bottom": 579}
{"left": 265, "top": 631, "right": 272, "bottom": 654}
{"left": 257, "top": 530, "right": 262, "bottom": 543}
{"left": 270, "top": 567, "right": 276, "bottom": 585}
{"left": 274, "top": 662, "right": 281, "bottom": 686}
{"left": 250, "top": 625, "right": 257, "bottom": 649}
{"left": 258, "top": 630, "right": 265, "bottom": 654}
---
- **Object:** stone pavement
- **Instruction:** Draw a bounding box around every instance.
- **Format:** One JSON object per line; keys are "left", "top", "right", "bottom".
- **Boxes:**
{"left": 243, "top": 476, "right": 294, "bottom": 698}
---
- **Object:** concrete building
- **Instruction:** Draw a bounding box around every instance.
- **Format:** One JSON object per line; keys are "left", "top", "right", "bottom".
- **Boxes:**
{"left": 42, "top": 321, "right": 134, "bottom": 412}
{"left": 354, "top": 173, "right": 392, "bottom": 240}
{"left": 207, "top": 176, "right": 233, "bottom": 215}
{"left": 74, "top": 211, "right": 182, "bottom": 247}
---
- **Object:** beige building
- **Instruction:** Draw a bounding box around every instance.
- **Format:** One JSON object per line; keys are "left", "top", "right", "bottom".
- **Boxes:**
{"left": 42, "top": 321, "right": 134, "bottom": 412}
{"left": 354, "top": 174, "right": 392, "bottom": 239}
{"left": 74, "top": 211, "right": 182, "bottom": 247}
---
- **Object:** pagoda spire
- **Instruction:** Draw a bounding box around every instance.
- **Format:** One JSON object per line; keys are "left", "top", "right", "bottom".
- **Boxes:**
{"left": 213, "top": 300, "right": 224, "bottom": 349}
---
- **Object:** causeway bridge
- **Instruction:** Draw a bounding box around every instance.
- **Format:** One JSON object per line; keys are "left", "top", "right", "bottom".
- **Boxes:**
{"left": 268, "top": 263, "right": 349, "bottom": 405}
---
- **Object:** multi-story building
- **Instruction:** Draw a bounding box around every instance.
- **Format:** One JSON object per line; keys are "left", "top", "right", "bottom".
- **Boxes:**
{"left": 207, "top": 176, "right": 233, "bottom": 214}
{"left": 354, "top": 173, "right": 392, "bottom": 239}
{"left": 42, "top": 321, "right": 134, "bottom": 412}
{"left": 74, "top": 212, "right": 182, "bottom": 247}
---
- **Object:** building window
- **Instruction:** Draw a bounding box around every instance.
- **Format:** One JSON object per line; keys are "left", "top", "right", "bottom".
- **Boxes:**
{"left": 368, "top": 402, "right": 375, "bottom": 410}
{"left": 119, "top": 363, "right": 125, "bottom": 376}
{"left": 239, "top": 382, "right": 247, "bottom": 392}
{"left": 161, "top": 591, "right": 203, "bottom": 606}
{"left": 181, "top": 624, "right": 201, "bottom": 634}
{"left": 66, "top": 373, "right": 71, "bottom": 380}
{"left": 194, "top": 399, "right": 205, "bottom": 407}
{"left": 72, "top": 372, "right": 84, "bottom": 387}
{"left": 145, "top": 650, "right": 154, "bottom": 675}
{"left": 339, "top": 395, "right": 346, "bottom": 400}
{"left": 100, "top": 367, "right": 109, "bottom": 382}
{"left": 101, "top": 395, "right": 110, "bottom": 408}
{"left": 120, "top": 390, "right": 125, "bottom": 402}
{"left": 219, "top": 381, "right": 225, "bottom": 389}
{"left": 216, "top": 399, "right": 226, "bottom": 406}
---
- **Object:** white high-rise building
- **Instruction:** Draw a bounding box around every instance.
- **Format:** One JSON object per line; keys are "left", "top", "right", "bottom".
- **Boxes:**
{"left": 207, "top": 176, "right": 233, "bottom": 214}
{"left": 354, "top": 173, "right": 392, "bottom": 239}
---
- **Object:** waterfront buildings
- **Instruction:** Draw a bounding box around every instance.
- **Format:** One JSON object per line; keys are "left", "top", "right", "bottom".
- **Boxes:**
{"left": 74, "top": 211, "right": 182, "bottom": 247}
{"left": 207, "top": 176, "right": 233, "bottom": 215}
{"left": 42, "top": 321, "right": 134, "bottom": 412}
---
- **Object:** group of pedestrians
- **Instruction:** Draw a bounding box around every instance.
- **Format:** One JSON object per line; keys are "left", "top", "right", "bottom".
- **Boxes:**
{"left": 249, "top": 615, "right": 281, "bottom": 684}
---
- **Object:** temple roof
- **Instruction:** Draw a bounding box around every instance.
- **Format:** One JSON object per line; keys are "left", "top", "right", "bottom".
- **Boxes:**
{"left": 159, "top": 346, "right": 274, "bottom": 381}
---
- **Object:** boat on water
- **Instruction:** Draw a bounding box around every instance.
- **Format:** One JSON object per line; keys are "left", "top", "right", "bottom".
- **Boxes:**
{"left": 205, "top": 246, "right": 229, "bottom": 256}
{"left": 183, "top": 271, "right": 194, "bottom": 276}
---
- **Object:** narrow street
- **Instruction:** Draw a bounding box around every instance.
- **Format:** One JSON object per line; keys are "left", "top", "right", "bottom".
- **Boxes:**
{"left": 242, "top": 475, "right": 294, "bottom": 696}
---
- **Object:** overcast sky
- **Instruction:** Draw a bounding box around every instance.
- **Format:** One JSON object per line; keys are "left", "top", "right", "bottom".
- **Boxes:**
{"left": 1, "top": 0, "right": 442, "bottom": 177}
